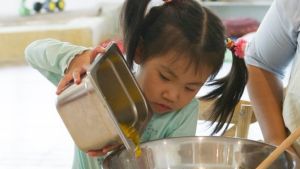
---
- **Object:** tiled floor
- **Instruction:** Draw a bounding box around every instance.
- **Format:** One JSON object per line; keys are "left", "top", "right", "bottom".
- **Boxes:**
{"left": 0, "top": 65, "right": 263, "bottom": 169}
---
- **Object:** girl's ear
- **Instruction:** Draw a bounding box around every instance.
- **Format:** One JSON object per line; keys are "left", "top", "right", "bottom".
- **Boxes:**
{"left": 134, "top": 45, "right": 143, "bottom": 65}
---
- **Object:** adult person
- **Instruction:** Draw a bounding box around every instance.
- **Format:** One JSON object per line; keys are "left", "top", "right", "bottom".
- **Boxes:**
{"left": 245, "top": 0, "right": 300, "bottom": 155}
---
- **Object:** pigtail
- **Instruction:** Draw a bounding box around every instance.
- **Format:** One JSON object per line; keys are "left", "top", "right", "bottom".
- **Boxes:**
{"left": 201, "top": 38, "right": 248, "bottom": 134}
{"left": 120, "top": 0, "right": 150, "bottom": 70}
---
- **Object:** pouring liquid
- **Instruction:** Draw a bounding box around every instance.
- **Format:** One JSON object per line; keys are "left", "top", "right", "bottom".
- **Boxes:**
{"left": 119, "top": 123, "right": 142, "bottom": 157}
{"left": 116, "top": 123, "right": 142, "bottom": 169}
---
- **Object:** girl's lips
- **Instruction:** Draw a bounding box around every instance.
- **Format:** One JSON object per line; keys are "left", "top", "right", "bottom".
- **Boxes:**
{"left": 152, "top": 102, "right": 171, "bottom": 112}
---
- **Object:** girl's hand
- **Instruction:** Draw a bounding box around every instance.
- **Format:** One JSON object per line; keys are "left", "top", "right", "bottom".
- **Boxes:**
{"left": 56, "top": 46, "right": 106, "bottom": 94}
{"left": 87, "top": 144, "right": 122, "bottom": 157}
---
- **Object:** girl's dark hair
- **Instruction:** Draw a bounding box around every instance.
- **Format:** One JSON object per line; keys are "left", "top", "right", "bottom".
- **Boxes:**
{"left": 120, "top": 0, "right": 248, "bottom": 134}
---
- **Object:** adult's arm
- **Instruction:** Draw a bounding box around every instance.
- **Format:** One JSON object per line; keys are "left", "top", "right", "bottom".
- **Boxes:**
{"left": 245, "top": 0, "right": 298, "bottom": 146}
{"left": 247, "top": 65, "right": 287, "bottom": 145}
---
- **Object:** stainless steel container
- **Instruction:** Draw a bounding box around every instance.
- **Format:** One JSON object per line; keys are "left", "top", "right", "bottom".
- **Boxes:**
{"left": 56, "top": 42, "right": 150, "bottom": 152}
{"left": 103, "top": 136, "right": 300, "bottom": 169}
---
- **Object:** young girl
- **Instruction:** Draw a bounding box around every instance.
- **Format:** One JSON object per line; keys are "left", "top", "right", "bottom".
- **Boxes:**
{"left": 25, "top": 0, "right": 248, "bottom": 168}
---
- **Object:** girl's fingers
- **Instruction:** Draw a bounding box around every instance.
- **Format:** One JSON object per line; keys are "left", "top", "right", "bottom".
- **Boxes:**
{"left": 57, "top": 46, "right": 105, "bottom": 95}
{"left": 72, "top": 67, "right": 87, "bottom": 84}
{"left": 87, "top": 150, "right": 106, "bottom": 157}
{"left": 86, "top": 144, "right": 121, "bottom": 157}
{"left": 56, "top": 67, "right": 87, "bottom": 94}
{"left": 56, "top": 73, "right": 73, "bottom": 94}
{"left": 90, "top": 46, "right": 106, "bottom": 63}
{"left": 72, "top": 70, "right": 81, "bottom": 84}
{"left": 102, "top": 144, "right": 118, "bottom": 153}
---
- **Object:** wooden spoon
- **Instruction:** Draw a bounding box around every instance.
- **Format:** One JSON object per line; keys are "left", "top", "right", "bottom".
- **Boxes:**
{"left": 256, "top": 127, "right": 300, "bottom": 169}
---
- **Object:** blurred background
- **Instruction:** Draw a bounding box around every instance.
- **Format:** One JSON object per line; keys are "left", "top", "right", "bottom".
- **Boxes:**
{"left": 0, "top": 0, "right": 273, "bottom": 168}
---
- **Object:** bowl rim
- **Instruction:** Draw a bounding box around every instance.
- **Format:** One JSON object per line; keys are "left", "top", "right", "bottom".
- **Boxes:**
{"left": 103, "top": 136, "right": 300, "bottom": 168}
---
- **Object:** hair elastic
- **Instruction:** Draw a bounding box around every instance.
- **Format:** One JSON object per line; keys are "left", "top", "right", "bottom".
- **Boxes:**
{"left": 226, "top": 38, "right": 247, "bottom": 59}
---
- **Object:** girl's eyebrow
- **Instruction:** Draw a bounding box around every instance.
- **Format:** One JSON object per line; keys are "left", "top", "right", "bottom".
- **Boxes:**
{"left": 161, "top": 66, "right": 205, "bottom": 86}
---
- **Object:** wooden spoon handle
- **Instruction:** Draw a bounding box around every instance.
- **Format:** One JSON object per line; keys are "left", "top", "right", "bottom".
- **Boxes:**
{"left": 256, "top": 127, "right": 300, "bottom": 169}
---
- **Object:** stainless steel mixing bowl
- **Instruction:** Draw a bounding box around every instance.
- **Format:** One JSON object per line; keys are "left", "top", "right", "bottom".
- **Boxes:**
{"left": 103, "top": 136, "right": 300, "bottom": 169}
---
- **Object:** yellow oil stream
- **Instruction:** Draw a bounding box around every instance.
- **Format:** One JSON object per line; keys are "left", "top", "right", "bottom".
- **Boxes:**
{"left": 119, "top": 123, "right": 142, "bottom": 157}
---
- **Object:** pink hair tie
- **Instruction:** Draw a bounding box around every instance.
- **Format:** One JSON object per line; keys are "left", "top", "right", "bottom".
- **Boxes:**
{"left": 226, "top": 38, "right": 247, "bottom": 59}
{"left": 234, "top": 38, "right": 247, "bottom": 59}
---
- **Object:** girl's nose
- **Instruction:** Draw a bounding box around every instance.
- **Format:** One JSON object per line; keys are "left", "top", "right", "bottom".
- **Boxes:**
{"left": 162, "top": 89, "right": 179, "bottom": 103}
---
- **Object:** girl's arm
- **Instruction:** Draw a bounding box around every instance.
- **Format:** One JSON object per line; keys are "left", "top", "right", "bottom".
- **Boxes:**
{"left": 25, "top": 39, "right": 117, "bottom": 156}
{"left": 25, "top": 38, "right": 90, "bottom": 85}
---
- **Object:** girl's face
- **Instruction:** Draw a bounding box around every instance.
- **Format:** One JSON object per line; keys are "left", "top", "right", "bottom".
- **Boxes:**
{"left": 135, "top": 52, "right": 211, "bottom": 114}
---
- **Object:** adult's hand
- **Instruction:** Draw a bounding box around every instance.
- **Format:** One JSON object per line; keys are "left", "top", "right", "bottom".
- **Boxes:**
{"left": 56, "top": 46, "right": 106, "bottom": 94}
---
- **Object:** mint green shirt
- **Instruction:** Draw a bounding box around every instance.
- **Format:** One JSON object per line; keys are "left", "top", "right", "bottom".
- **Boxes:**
{"left": 25, "top": 38, "right": 199, "bottom": 169}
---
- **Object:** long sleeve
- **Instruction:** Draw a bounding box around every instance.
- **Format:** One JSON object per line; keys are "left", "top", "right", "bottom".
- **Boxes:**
{"left": 25, "top": 38, "right": 90, "bottom": 85}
